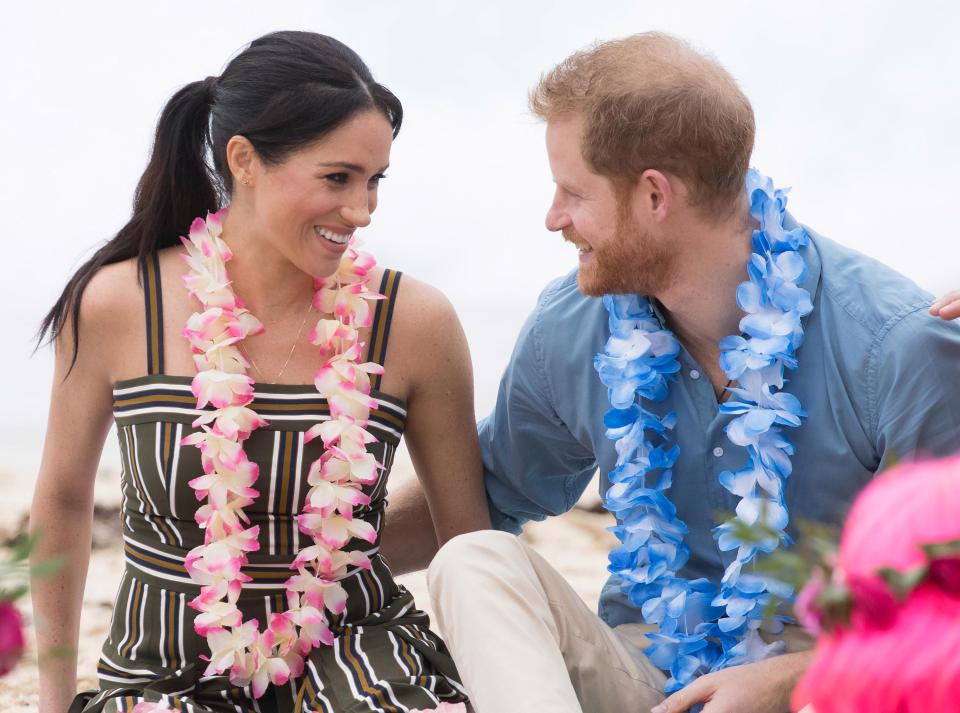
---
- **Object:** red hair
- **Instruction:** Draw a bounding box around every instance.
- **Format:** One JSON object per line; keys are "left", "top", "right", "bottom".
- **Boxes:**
{"left": 792, "top": 455, "right": 960, "bottom": 712}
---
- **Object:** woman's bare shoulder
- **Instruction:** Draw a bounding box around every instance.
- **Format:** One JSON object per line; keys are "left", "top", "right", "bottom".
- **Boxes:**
{"left": 64, "top": 256, "right": 146, "bottom": 378}
{"left": 380, "top": 271, "right": 475, "bottom": 413}
{"left": 65, "top": 256, "right": 131, "bottom": 323}
{"left": 387, "top": 272, "right": 468, "bottom": 378}
{"left": 390, "top": 271, "right": 461, "bottom": 339}
{"left": 78, "top": 257, "right": 143, "bottom": 329}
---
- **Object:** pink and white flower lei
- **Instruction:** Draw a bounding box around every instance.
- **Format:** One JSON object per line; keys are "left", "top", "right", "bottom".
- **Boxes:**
{"left": 179, "top": 210, "right": 385, "bottom": 696}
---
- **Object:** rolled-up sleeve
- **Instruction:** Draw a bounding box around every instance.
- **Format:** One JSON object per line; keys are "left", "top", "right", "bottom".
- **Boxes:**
{"left": 479, "top": 283, "right": 598, "bottom": 533}
{"left": 872, "top": 306, "right": 960, "bottom": 463}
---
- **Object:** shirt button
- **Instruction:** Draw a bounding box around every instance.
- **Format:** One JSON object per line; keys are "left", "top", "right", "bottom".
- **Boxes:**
{"left": 713, "top": 447, "right": 724, "bottom": 458}
{"left": 690, "top": 369, "right": 701, "bottom": 380}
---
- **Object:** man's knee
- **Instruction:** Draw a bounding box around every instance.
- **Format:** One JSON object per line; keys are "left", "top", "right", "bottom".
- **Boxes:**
{"left": 427, "top": 529, "right": 523, "bottom": 591}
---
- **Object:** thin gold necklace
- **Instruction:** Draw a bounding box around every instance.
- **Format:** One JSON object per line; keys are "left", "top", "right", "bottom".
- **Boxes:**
{"left": 239, "top": 299, "right": 313, "bottom": 383}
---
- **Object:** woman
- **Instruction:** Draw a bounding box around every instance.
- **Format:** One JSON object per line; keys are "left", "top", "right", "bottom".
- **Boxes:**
{"left": 30, "top": 31, "right": 488, "bottom": 713}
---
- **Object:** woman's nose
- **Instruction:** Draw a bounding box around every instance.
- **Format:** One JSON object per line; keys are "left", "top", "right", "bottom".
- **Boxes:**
{"left": 340, "top": 196, "right": 372, "bottom": 228}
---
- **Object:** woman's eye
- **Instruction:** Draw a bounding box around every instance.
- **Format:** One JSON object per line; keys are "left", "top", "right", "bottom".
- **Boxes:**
{"left": 369, "top": 173, "right": 387, "bottom": 186}
{"left": 325, "top": 173, "right": 349, "bottom": 185}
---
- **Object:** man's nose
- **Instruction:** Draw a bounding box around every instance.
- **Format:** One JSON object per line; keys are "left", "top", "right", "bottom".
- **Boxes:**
{"left": 545, "top": 193, "right": 570, "bottom": 232}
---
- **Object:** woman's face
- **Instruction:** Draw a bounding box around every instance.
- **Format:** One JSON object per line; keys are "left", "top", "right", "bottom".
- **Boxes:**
{"left": 242, "top": 109, "right": 394, "bottom": 278}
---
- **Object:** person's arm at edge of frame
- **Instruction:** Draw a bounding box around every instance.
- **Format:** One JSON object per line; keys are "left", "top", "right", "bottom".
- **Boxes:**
{"left": 30, "top": 271, "right": 117, "bottom": 713}
{"left": 930, "top": 289, "right": 960, "bottom": 321}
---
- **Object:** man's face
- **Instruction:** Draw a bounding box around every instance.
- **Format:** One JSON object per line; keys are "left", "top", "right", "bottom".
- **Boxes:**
{"left": 544, "top": 114, "right": 675, "bottom": 297}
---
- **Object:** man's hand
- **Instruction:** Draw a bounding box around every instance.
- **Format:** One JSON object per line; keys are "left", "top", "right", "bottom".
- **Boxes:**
{"left": 650, "top": 651, "right": 812, "bottom": 713}
{"left": 930, "top": 291, "right": 960, "bottom": 320}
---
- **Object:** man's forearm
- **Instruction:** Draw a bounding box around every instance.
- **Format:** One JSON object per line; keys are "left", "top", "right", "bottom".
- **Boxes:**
{"left": 780, "top": 650, "right": 815, "bottom": 711}
{"left": 382, "top": 478, "right": 440, "bottom": 575}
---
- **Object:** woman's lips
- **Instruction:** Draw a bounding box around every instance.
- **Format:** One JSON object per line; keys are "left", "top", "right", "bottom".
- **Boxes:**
{"left": 314, "top": 226, "right": 353, "bottom": 252}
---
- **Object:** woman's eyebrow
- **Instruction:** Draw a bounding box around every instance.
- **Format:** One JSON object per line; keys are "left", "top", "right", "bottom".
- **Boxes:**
{"left": 316, "top": 161, "right": 390, "bottom": 173}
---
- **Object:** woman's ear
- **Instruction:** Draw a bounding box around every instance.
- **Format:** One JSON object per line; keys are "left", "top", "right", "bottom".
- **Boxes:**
{"left": 225, "top": 135, "right": 259, "bottom": 188}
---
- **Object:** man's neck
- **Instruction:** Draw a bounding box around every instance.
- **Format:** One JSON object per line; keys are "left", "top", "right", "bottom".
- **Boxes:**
{"left": 654, "top": 205, "right": 755, "bottom": 377}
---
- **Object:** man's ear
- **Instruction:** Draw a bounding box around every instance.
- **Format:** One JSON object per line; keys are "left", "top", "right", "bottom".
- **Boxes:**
{"left": 633, "top": 169, "right": 675, "bottom": 225}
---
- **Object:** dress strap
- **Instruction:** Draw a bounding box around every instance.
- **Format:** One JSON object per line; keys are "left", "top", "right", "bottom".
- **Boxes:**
{"left": 142, "top": 252, "right": 166, "bottom": 376}
{"left": 367, "top": 269, "right": 402, "bottom": 391}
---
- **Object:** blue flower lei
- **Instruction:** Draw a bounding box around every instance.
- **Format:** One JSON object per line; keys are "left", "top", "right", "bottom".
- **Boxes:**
{"left": 593, "top": 169, "right": 814, "bottom": 692}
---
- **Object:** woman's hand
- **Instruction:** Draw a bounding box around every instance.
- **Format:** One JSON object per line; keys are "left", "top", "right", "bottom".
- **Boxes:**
{"left": 930, "top": 290, "right": 960, "bottom": 320}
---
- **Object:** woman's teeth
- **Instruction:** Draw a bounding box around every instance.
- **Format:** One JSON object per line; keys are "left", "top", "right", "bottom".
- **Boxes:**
{"left": 315, "top": 227, "right": 353, "bottom": 245}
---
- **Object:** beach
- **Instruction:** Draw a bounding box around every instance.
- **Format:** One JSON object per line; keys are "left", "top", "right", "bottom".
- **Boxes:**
{"left": 0, "top": 458, "right": 615, "bottom": 711}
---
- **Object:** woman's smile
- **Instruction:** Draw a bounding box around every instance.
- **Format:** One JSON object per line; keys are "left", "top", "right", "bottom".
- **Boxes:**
{"left": 314, "top": 225, "right": 354, "bottom": 252}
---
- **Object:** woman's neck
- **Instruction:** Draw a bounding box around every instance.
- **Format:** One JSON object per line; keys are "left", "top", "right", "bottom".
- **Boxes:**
{"left": 220, "top": 204, "right": 315, "bottom": 319}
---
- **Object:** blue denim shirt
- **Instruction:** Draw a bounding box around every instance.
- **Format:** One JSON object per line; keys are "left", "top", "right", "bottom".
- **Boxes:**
{"left": 479, "top": 227, "right": 960, "bottom": 627}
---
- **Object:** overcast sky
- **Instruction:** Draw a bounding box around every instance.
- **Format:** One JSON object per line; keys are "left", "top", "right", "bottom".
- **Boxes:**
{"left": 2, "top": 0, "right": 958, "bottom": 476}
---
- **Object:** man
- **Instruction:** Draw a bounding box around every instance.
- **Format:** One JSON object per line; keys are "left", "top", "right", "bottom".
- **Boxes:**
{"left": 385, "top": 33, "right": 960, "bottom": 713}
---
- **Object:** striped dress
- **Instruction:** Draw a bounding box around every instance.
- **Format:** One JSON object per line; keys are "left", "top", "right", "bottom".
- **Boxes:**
{"left": 71, "top": 255, "right": 468, "bottom": 713}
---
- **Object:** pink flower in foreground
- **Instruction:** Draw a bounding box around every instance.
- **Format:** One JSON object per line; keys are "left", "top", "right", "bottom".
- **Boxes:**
{"left": 848, "top": 573, "right": 898, "bottom": 630}
{"left": 0, "top": 600, "right": 25, "bottom": 676}
{"left": 794, "top": 574, "right": 824, "bottom": 635}
{"left": 928, "top": 556, "right": 960, "bottom": 593}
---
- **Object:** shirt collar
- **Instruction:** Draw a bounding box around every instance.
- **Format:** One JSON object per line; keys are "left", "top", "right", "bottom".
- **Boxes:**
{"left": 788, "top": 212, "right": 823, "bottom": 300}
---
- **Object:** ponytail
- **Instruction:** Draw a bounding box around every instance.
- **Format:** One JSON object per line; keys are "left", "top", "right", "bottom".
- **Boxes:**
{"left": 37, "top": 76, "right": 221, "bottom": 371}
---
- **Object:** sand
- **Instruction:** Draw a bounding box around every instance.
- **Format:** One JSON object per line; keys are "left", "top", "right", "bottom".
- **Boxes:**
{"left": 0, "top": 461, "right": 616, "bottom": 712}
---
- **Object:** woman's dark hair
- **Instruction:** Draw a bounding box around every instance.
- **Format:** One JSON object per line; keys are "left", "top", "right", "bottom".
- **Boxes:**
{"left": 38, "top": 30, "right": 402, "bottom": 370}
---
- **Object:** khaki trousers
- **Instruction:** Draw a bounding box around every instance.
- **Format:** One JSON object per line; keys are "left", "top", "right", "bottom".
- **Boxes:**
{"left": 427, "top": 530, "right": 667, "bottom": 713}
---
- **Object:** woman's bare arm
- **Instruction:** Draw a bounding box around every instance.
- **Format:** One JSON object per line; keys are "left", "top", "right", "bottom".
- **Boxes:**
{"left": 30, "top": 268, "right": 124, "bottom": 713}
{"left": 381, "top": 477, "right": 439, "bottom": 575}
{"left": 381, "top": 278, "right": 490, "bottom": 572}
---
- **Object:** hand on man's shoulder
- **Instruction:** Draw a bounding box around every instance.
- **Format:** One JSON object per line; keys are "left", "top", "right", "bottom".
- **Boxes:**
{"left": 930, "top": 289, "right": 960, "bottom": 320}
